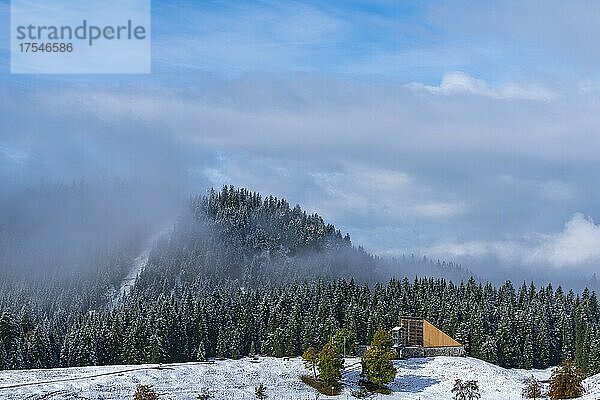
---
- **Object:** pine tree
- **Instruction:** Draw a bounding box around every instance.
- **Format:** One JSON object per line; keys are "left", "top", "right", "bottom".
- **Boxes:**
{"left": 196, "top": 339, "right": 207, "bottom": 362}
{"left": 361, "top": 329, "right": 396, "bottom": 387}
{"left": 332, "top": 328, "right": 355, "bottom": 357}
{"left": 588, "top": 325, "right": 600, "bottom": 375}
{"left": 548, "top": 360, "right": 584, "bottom": 400}
{"left": 149, "top": 333, "right": 166, "bottom": 364}
{"left": 479, "top": 335, "right": 497, "bottom": 364}
{"left": 302, "top": 347, "right": 318, "bottom": 379}
{"left": 370, "top": 328, "right": 393, "bottom": 349}
{"left": 522, "top": 329, "right": 534, "bottom": 370}
{"left": 215, "top": 329, "right": 229, "bottom": 358}
{"left": 317, "top": 342, "right": 343, "bottom": 383}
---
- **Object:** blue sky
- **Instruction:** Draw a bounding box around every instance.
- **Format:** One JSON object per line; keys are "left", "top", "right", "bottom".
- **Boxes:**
{"left": 2, "top": 0, "right": 600, "bottom": 284}
{"left": 0, "top": 1, "right": 582, "bottom": 83}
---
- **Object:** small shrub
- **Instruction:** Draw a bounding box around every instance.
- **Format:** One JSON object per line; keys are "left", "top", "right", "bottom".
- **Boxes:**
{"left": 196, "top": 387, "right": 214, "bottom": 400}
{"left": 452, "top": 379, "right": 480, "bottom": 400}
{"left": 522, "top": 375, "right": 542, "bottom": 399}
{"left": 255, "top": 383, "right": 267, "bottom": 399}
{"left": 302, "top": 347, "right": 319, "bottom": 379}
{"left": 133, "top": 385, "right": 159, "bottom": 400}
{"left": 548, "top": 360, "right": 584, "bottom": 400}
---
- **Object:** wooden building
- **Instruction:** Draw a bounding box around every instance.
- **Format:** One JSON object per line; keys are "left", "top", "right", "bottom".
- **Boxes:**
{"left": 391, "top": 317, "right": 464, "bottom": 358}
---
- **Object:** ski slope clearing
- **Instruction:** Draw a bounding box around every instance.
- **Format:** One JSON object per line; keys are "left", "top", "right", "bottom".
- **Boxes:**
{"left": 0, "top": 356, "right": 596, "bottom": 399}
{"left": 109, "top": 227, "right": 171, "bottom": 307}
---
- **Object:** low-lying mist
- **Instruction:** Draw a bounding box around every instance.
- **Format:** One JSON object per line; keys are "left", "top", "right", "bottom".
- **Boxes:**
{"left": 0, "top": 179, "right": 184, "bottom": 283}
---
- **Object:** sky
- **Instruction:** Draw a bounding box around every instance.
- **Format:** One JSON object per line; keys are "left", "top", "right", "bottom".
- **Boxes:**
{"left": 2, "top": 0, "right": 600, "bottom": 284}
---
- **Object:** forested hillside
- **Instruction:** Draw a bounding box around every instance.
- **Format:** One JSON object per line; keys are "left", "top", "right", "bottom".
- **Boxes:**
{"left": 138, "top": 186, "right": 468, "bottom": 288}
{"left": 0, "top": 186, "right": 599, "bottom": 377}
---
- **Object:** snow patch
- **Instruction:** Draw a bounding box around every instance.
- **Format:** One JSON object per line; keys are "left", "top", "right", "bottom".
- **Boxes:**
{"left": 110, "top": 227, "right": 171, "bottom": 306}
{"left": 0, "top": 356, "right": 570, "bottom": 400}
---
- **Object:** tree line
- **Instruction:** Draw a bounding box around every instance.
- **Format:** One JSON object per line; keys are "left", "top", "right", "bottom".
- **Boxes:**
{"left": 1, "top": 186, "right": 600, "bottom": 378}
{"left": 2, "top": 276, "right": 600, "bottom": 376}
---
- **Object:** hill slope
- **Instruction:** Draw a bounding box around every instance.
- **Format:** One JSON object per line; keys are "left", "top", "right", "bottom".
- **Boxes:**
{"left": 0, "top": 356, "right": 570, "bottom": 399}
{"left": 138, "top": 186, "right": 469, "bottom": 290}
{"left": 3, "top": 185, "right": 599, "bottom": 377}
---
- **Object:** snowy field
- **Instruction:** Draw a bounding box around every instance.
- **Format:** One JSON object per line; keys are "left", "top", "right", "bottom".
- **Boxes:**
{"left": 0, "top": 356, "right": 598, "bottom": 399}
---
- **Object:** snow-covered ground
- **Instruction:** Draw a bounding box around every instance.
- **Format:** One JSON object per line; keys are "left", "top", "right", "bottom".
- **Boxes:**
{"left": 2, "top": 356, "right": 594, "bottom": 400}
{"left": 109, "top": 227, "right": 171, "bottom": 306}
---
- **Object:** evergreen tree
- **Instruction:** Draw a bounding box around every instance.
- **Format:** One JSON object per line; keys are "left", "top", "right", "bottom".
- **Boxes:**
{"left": 361, "top": 329, "right": 396, "bottom": 386}
{"left": 302, "top": 347, "right": 318, "bottom": 379}
{"left": 149, "top": 333, "right": 166, "bottom": 364}
{"left": 254, "top": 383, "right": 267, "bottom": 399}
{"left": 196, "top": 339, "right": 207, "bottom": 362}
{"left": 317, "top": 342, "right": 343, "bottom": 383}
{"left": 548, "top": 360, "right": 584, "bottom": 400}
{"left": 332, "top": 328, "right": 356, "bottom": 357}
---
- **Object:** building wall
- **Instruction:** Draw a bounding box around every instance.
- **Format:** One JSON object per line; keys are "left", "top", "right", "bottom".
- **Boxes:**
{"left": 398, "top": 346, "right": 466, "bottom": 359}
{"left": 423, "top": 346, "right": 465, "bottom": 357}
{"left": 398, "top": 318, "right": 424, "bottom": 347}
{"left": 422, "top": 320, "right": 462, "bottom": 348}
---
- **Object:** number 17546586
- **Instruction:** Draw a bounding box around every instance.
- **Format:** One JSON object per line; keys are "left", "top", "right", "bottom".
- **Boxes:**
{"left": 19, "top": 42, "right": 73, "bottom": 53}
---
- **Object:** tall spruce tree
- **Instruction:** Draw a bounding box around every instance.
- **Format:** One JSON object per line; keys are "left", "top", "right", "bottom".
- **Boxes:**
{"left": 317, "top": 342, "right": 343, "bottom": 383}
{"left": 361, "top": 329, "right": 396, "bottom": 386}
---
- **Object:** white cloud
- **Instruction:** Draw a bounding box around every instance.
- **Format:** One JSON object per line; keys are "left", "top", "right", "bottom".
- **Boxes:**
{"left": 0, "top": 144, "right": 29, "bottom": 164}
{"left": 413, "top": 202, "right": 464, "bottom": 218}
{"left": 308, "top": 168, "right": 413, "bottom": 222}
{"left": 496, "top": 174, "right": 575, "bottom": 202}
{"left": 417, "top": 71, "right": 487, "bottom": 95}
{"left": 428, "top": 240, "right": 527, "bottom": 261}
{"left": 408, "top": 71, "right": 555, "bottom": 101}
{"left": 14, "top": 74, "right": 600, "bottom": 283}
{"left": 429, "top": 213, "right": 600, "bottom": 270}
{"left": 313, "top": 169, "right": 411, "bottom": 194}
{"left": 576, "top": 79, "right": 600, "bottom": 95}
{"left": 203, "top": 167, "right": 230, "bottom": 188}
{"left": 308, "top": 167, "right": 466, "bottom": 223}
{"left": 528, "top": 213, "right": 600, "bottom": 268}
{"left": 427, "top": 1, "right": 600, "bottom": 70}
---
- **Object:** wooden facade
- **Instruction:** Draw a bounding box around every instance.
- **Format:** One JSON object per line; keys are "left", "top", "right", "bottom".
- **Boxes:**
{"left": 392, "top": 317, "right": 461, "bottom": 349}
{"left": 422, "top": 320, "right": 461, "bottom": 348}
